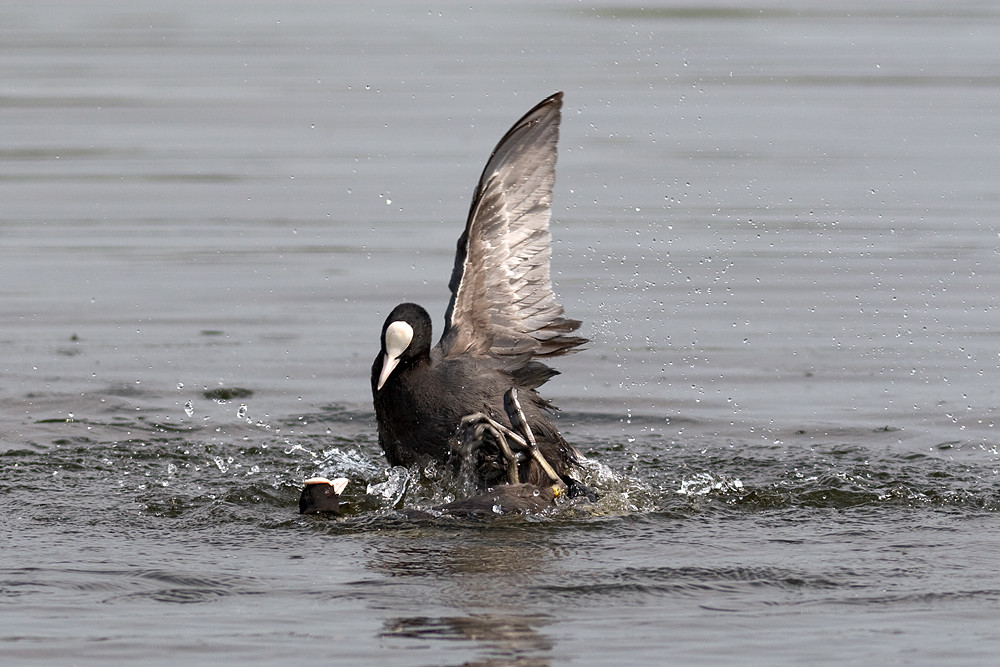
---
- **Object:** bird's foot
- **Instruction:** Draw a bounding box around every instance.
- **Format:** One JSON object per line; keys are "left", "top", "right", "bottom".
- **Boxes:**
{"left": 502, "top": 388, "right": 565, "bottom": 488}
{"left": 456, "top": 388, "right": 566, "bottom": 490}
{"left": 458, "top": 412, "right": 525, "bottom": 484}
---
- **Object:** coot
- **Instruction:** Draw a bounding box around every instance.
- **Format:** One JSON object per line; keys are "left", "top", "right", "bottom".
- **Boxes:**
{"left": 299, "top": 477, "right": 349, "bottom": 515}
{"left": 299, "top": 477, "right": 561, "bottom": 517}
{"left": 436, "top": 482, "right": 561, "bottom": 516}
{"left": 372, "top": 92, "right": 587, "bottom": 489}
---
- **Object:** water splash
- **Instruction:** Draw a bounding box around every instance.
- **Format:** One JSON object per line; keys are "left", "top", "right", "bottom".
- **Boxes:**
{"left": 317, "top": 447, "right": 381, "bottom": 478}
{"left": 366, "top": 467, "right": 410, "bottom": 507}
{"left": 677, "top": 471, "right": 745, "bottom": 496}
{"left": 567, "top": 456, "right": 659, "bottom": 514}
{"left": 213, "top": 456, "right": 231, "bottom": 474}
{"left": 283, "top": 442, "right": 317, "bottom": 458}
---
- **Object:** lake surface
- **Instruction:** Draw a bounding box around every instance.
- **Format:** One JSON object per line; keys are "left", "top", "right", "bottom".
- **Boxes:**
{"left": 3, "top": 1, "right": 1000, "bottom": 664}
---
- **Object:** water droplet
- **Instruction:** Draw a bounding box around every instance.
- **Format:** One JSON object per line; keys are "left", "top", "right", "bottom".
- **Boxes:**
{"left": 184, "top": 401, "right": 194, "bottom": 417}
{"left": 236, "top": 404, "right": 248, "bottom": 420}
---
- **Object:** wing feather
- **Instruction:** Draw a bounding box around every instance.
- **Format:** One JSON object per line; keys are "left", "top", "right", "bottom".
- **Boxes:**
{"left": 441, "top": 92, "right": 586, "bottom": 361}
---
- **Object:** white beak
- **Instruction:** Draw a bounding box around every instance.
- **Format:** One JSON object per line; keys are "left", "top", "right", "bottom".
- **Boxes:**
{"left": 302, "top": 477, "right": 349, "bottom": 495}
{"left": 377, "top": 352, "right": 401, "bottom": 391}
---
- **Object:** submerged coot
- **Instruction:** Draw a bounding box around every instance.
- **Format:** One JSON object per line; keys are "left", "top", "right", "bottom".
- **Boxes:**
{"left": 299, "top": 477, "right": 349, "bottom": 515}
{"left": 437, "top": 483, "right": 561, "bottom": 516}
{"left": 298, "top": 478, "right": 560, "bottom": 518}
{"left": 372, "top": 92, "right": 587, "bottom": 489}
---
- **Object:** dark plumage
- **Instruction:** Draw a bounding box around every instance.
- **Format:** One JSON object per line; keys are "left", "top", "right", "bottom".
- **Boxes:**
{"left": 372, "top": 92, "right": 586, "bottom": 488}
{"left": 437, "top": 483, "right": 560, "bottom": 516}
{"left": 298, "top": 478, "right": 560, "bottom": 518}
{"left": 299, "top": 477, "right": 348, "bottom": 515}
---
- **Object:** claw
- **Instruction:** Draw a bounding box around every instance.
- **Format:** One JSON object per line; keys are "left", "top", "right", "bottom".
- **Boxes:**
{"left": 503, "top": 388, "right": 536, "bottom": 448}
{"left": 458, "top": 412, "right": 522, "bottom": 484}
{"left": 457, "top": 390, "right": 567, "bottom": 490}
{"left": 502, "top": 388, "right": 566, "bottom": 488}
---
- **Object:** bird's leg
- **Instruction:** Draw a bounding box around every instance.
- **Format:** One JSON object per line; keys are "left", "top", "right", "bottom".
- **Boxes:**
{"left": 458, "top": 413, "right": 524, "bottom": 485}
{"left": 502, "top": 388, "right": 565, "bottom": 488}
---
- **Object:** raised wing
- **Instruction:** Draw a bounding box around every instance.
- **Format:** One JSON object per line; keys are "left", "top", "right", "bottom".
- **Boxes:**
{"left": 441, "top": 92, "right": 586, "bottom": 360}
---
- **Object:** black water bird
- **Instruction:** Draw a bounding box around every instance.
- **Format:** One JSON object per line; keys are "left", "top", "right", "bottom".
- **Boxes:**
{"left": 299, "top": 477, "right": 349, "bottom": 515}
{"left": 298, "top": 477, "right": 562, "bottom": 518}
{"left": 372, "top": 92, "right": 587, "bottom": 489}
{"left": 436, "top": 482, "right": 562, "bottom": 516}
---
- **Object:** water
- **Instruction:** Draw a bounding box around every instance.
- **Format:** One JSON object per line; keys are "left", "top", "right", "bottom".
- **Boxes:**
{"left": 3, "top": 1, "right": 1000, "bottom": 664}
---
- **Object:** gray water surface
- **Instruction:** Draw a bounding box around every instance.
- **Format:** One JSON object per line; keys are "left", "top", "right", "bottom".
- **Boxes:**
{"left": 3, "top": 2, "right": 1000, "bottom": 664}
